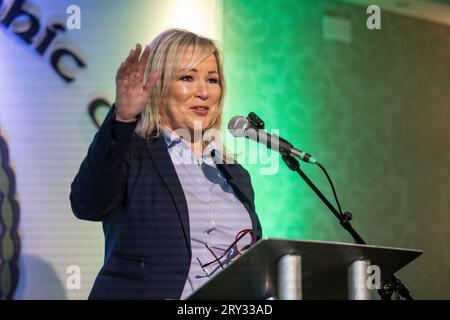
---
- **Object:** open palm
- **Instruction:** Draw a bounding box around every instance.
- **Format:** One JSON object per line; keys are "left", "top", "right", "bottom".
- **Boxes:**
{"left": 115, "top": 43, "right": 159, "bottom": 122}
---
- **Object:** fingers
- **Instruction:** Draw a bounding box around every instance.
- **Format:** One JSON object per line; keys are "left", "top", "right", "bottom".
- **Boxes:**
{"left": 125, "top": 47, "right": 136, "bottom": 65}
{"left": 138, "top": 45, "right": 151, "bottom": 71}
{"left": 131, "top": 43, "right": 141, "bottom": 63}
{"left": 117, "top": 43, "right": 149, "bottom": 83}
{"left": 144, "top": 71, "right": 160, "bottom": 92}
{"left": 118, "top": 49, "right": 134, "bottom": 77}
{"left": 124, "top": 44, "right": 146, "bottom": 71}
{"left": 116, "top": 62, "right": 124, "bottom": 81}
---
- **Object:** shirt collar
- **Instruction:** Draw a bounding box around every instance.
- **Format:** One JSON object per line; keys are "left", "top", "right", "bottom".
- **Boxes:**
{"left": 161, "top": 127, "right": 223, "bottom": 165}
{"left": 162, "top": 127, "right": 184, "bottom": 149}
{"left": 203, "top": 139, "right": 223, "bottom": 164}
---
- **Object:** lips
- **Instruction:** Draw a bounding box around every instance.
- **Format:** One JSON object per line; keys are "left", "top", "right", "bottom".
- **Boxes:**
{"left": 190, "top": 106, "right": 209, "bottom": 116}
{"left": 190, "top": 106, "right": 209, "bottom": 110}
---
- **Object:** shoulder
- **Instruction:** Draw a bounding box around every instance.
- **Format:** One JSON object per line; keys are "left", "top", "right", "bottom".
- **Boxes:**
{"left": 129, "top": 131, "right": 164, "bottom": 149}
{"left": 226, "top": 159, "right": 251, "bottom": 178}
{"left": 236, "top": 163, "right": 252, "bottom": 180}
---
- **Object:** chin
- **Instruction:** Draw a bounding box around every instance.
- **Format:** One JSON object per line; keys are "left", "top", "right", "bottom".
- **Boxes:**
{"left": 189, "top": 119, "right": 211, "bottom": 132}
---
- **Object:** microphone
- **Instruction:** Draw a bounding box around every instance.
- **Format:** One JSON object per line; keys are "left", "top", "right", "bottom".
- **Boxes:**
{"left": 228, "top": 115, "right": 317, "bottom": 164}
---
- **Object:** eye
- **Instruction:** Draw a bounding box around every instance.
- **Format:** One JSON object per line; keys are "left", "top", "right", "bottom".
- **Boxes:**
{"left": 180, "top": 75, "right": 193, "bottom": 81}
{"left": 208, "top": 78, "right": 219, "bottom": 84}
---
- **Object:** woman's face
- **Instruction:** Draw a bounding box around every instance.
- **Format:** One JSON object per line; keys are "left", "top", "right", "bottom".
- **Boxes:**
{"left": 162, "top": 49, "right": 222, "bottom": 136}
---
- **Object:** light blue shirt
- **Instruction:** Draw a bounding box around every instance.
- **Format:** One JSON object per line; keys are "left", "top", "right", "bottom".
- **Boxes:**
{"left": 161, "top": 129, "right": 253, "bottom": 299}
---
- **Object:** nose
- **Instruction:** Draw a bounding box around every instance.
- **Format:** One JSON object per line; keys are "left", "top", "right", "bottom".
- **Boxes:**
{"left": 194, "top": 81, "right": 209, "bottom": 100}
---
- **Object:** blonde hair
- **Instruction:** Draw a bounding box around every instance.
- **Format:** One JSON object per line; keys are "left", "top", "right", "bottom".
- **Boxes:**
{"left": 136, "top": 28, "right": 226, "bottom": 139}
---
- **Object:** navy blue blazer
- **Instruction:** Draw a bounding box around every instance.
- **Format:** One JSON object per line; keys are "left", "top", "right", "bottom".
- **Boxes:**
{"left": 70, "top": 108, "right": 262, "bottom": 299}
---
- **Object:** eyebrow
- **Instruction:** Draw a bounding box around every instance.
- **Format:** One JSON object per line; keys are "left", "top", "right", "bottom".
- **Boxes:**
{"left": 181, "top": 68, "right": 218, "bottom": 74}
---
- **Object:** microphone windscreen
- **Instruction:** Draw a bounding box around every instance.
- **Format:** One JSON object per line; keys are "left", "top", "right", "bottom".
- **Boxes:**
{"left": 227, "top": 116, "right": 248, "bottom": 137}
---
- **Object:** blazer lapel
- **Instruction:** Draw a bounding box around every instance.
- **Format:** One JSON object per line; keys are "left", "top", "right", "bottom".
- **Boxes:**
{"left": 217, "top": 164, "right": 253, "bottom": 209}
{"left": 217, "top": 163, "right": 261, "bottom": 240}
{"left": 144, "top": 135, "right": 191, "bottom": 253}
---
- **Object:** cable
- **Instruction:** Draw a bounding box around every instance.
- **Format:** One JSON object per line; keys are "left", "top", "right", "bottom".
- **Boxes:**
{"left": 315, "top": 162, "right": 343, "bottom": 215}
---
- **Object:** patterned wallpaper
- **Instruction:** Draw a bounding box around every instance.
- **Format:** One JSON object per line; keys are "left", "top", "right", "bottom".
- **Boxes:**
{"left": 223, "top": 0, "right": 450, "bottom": 299}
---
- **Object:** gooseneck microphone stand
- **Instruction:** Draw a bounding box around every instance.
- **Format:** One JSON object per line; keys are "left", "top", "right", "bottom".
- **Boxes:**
{"left": 247, "top": 112, "right": 413, "bottom": 300}
{"left": 281, "top": 154, "right": 412, "bottom": 300}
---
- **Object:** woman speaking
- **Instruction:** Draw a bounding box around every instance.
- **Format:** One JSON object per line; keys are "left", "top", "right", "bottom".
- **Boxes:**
{"left": 70, "top": 28, "right": 262, "bottom": 299}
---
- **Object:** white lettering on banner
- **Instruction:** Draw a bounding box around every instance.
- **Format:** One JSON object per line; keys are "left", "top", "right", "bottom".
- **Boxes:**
{"left": 0, "top": 0, "right": 86, "bottom": 82}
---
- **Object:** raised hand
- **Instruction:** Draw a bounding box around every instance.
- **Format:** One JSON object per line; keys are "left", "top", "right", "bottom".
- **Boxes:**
{"left": 115, "top": 43, "right": 160, "bottom": 122}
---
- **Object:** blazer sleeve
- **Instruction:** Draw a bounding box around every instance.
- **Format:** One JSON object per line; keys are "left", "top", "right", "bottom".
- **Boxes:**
{"left": 70, "top": 106, "right": 138, "bottom": 221}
